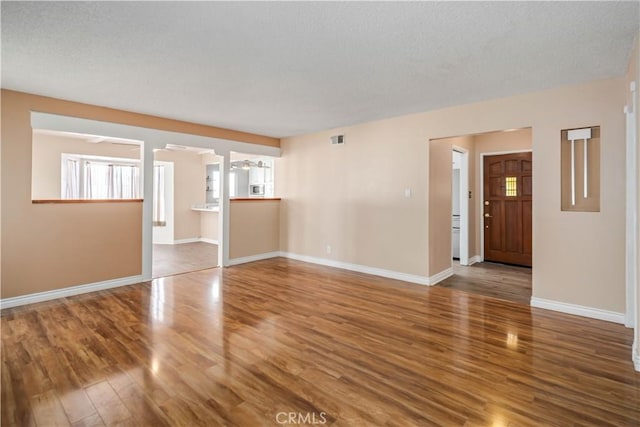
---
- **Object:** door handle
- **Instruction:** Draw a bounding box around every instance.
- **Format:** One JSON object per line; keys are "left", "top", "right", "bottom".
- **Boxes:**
{"left": 484, "top": 213, "right": 492, "bottom": 218}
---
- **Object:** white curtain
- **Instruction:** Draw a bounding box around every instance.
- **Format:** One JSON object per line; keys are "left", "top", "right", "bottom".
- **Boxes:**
{"left": 107, "top": 165, "right": 139, "bottom": 199}
{"left": 84, "top": 162, "right": 139, "bottom": 199}
{"left": 107, "top": 165, "right": 118, "bottom": 199}
{"left": 64, "top": 159, "right": 80, "bottom": 199}
{"left": 85, "top": 161, "right": 94, "bottom": 199}
{"left": 85, "top": 162, "right": 110, "bottom": 199}
{"left": 129, "top": 165, "right": 140, "bottom": 199}
{"left": 153, "top": 165, "right": 166, "bottom": 226}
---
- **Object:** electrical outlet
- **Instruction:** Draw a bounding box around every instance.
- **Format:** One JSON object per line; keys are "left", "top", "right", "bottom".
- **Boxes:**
{"left": 326, "top": 245, "right": 332, "bottom": 254}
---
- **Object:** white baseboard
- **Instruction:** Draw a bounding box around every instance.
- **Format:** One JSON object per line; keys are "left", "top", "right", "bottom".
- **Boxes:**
{"left": 633, "top": 342, "right": 640, "bottom": 372}
{"left": 429, "top": 267, "right": 453, "bottom": 285}
{"left": 228, "top": 251, "right": 281, "bottom": 266}
{"left": 468, "top": 255, "right": 481, "bottom": 266}
{"left": 155, "top": 238, "right": 218, "bottom": 245}
{"left": 530, "top": 297, "right": 625, "bottom": 324}
{"left": 624, "top": 314, "right": 635, "bottom": 328}
{"left": 0, "top": 275, "right": 144, "bottom": 310}
{"left": 280, "top": 252, "right": 433, "bottom": 286}
{"left": 199, "top": 238, "right": 219, "bottom": 245}
{"left": 173, "top": 238, "right": 201, "bottom": 244}
{"left": 227, "top": 251, "right": 437, "bottom": 287}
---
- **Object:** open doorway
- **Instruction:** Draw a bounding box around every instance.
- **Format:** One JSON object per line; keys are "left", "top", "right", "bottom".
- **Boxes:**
{"left": 451, "top": 148, "right": 469, "bottom": 265}
{"left": 151, "top": 145, "right": 220, "bottom": 278}
{"left": 433, "top": 128, "right": 533, "bottom": 304}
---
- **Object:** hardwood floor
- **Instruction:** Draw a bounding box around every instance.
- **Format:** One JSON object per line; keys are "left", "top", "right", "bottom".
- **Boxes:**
{"left": 152, "top": 242, "right": 218, "bottom": 278}
{"left": 2, "top": 258, "right": 638, "bottom": 426}
{"left": 438, "top": 261, "right": 532, "bottom": 304}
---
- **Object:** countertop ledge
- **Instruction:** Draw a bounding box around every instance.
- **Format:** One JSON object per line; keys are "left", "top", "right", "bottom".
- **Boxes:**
{"left": 192, "top": 206, "right": 220, "bottom": 212}
{"left": 33, "top": 199, "right": 143, "bottom": 204}
{"left": 230, "top": 198, "right": 281, "bottom": 201}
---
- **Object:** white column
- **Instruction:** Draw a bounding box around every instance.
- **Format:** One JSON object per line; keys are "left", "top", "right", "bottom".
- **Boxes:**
{"left": 142, "top": 142, "right": 155, "bottom": 280}
{"left": 218, "top": 152, "right": 231, "bottom": 267}
{"left": 626, "top": 79, "right": 639, "bottom": 371}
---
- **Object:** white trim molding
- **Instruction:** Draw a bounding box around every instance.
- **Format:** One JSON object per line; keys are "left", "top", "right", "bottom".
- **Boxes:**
{"left": 452, "top": 146, "right": 470, "bottom": 266}
{"left": 173, "top": 238, "right": 201, "bottom": 244}
{"left": 280, "top": 252, "right": 434, "bottom": 286}
{"left": 228, "top": 251, "right": 441, "bottom": 286}
{"left": 168, "top": 238, "right": 219, "bottom": 245}
{"left": 468, "top": 255, "right": 482, "bottom": 266}
{"left": 429, "top": 267, "right": 454, "bottom": 286}
{"left": 228, "top": 252, "right": 281, "bottom": 266}
{"left": 530, "top": 297, "right": 625, "bottom": 324}
{"left": 633, "top": 342, "right": 640, "bottom": 372}
{"left": 200, "top": 238, "right": 219, "bottom": 245}
{"left": 625, "top": 80, "right": 637, "bottom": 329}
{"left": 0, "top": 275, "right": 144, "bottom": 310}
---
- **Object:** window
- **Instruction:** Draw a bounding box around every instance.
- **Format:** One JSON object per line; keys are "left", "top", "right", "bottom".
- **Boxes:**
{"left": 505, "top": 177, "right": 517, "bottom": 197}
{"left": 229, "top": 172, "right": 237, "bottom": 198}
{"left": 61, "top": 154, "right": 140, "bottom": 199}
{"left": 211, "top": 169, "right": 220, "bottom": 199}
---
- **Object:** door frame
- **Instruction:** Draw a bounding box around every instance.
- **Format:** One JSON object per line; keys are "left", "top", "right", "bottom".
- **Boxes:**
{"left": 452, "top": 146, "right": 470, "bottom": 266}
{"left": 625, "top": 81, "right": 637, "bottom": 329}
{"left": 479, "top": 149, "right": 533, "bottom": 262}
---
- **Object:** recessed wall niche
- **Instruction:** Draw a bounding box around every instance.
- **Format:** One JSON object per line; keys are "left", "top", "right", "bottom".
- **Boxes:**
{"left": 560, "top": 126, "right": 600, "bottom": 212}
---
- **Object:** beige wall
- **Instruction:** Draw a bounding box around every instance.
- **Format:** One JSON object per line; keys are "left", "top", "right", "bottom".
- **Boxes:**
{"left": 230, "top": 200, "right": 280, "bottom": 259}
{"left": 5, "top": 203, "right": 142, "bottom": 297}
{"left": 1, "top": 90, "right": 277, "bottom": 299}
{"left": 278, "top": 113, "right": 429, "bottom": 275}
{"left": 31, "top": 133, "right": 140, "bottom": 199}
{"left": 280, "top": 78, "right": 626, "bottom": 313}
{"left": 201, "top": 211, "right": 219, "bottom": 241}
{"left": 154, "top": 150, "right": 205, "bottom": 241}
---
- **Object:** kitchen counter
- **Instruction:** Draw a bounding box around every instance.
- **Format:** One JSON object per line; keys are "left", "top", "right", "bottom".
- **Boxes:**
{"left": 191, "top": 204, "right": 219, "bottom": 212}
{"left": 192, "top": 198, "right": 281, "bottom": 211}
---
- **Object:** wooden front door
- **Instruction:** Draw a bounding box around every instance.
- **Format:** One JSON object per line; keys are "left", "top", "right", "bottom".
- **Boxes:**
{"left": 483, "top": 152, "right": 532, "bottom": 267}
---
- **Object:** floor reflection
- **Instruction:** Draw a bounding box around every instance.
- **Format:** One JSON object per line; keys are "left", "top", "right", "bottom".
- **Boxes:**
{"left": 150, "top": 279, "right": 166, "bottom": 323}
{"left": 1, "top": 258, "right": 638, "bottom": 426}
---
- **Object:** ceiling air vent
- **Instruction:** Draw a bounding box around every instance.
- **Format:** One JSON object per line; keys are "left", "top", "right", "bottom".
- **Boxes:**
{"left": 330, "top": 134, "right": 345, "bottom": 145}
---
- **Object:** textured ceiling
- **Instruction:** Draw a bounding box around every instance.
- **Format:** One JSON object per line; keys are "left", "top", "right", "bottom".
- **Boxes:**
{"left": 2, "top": 2, "right": 639, "bottom": 138}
